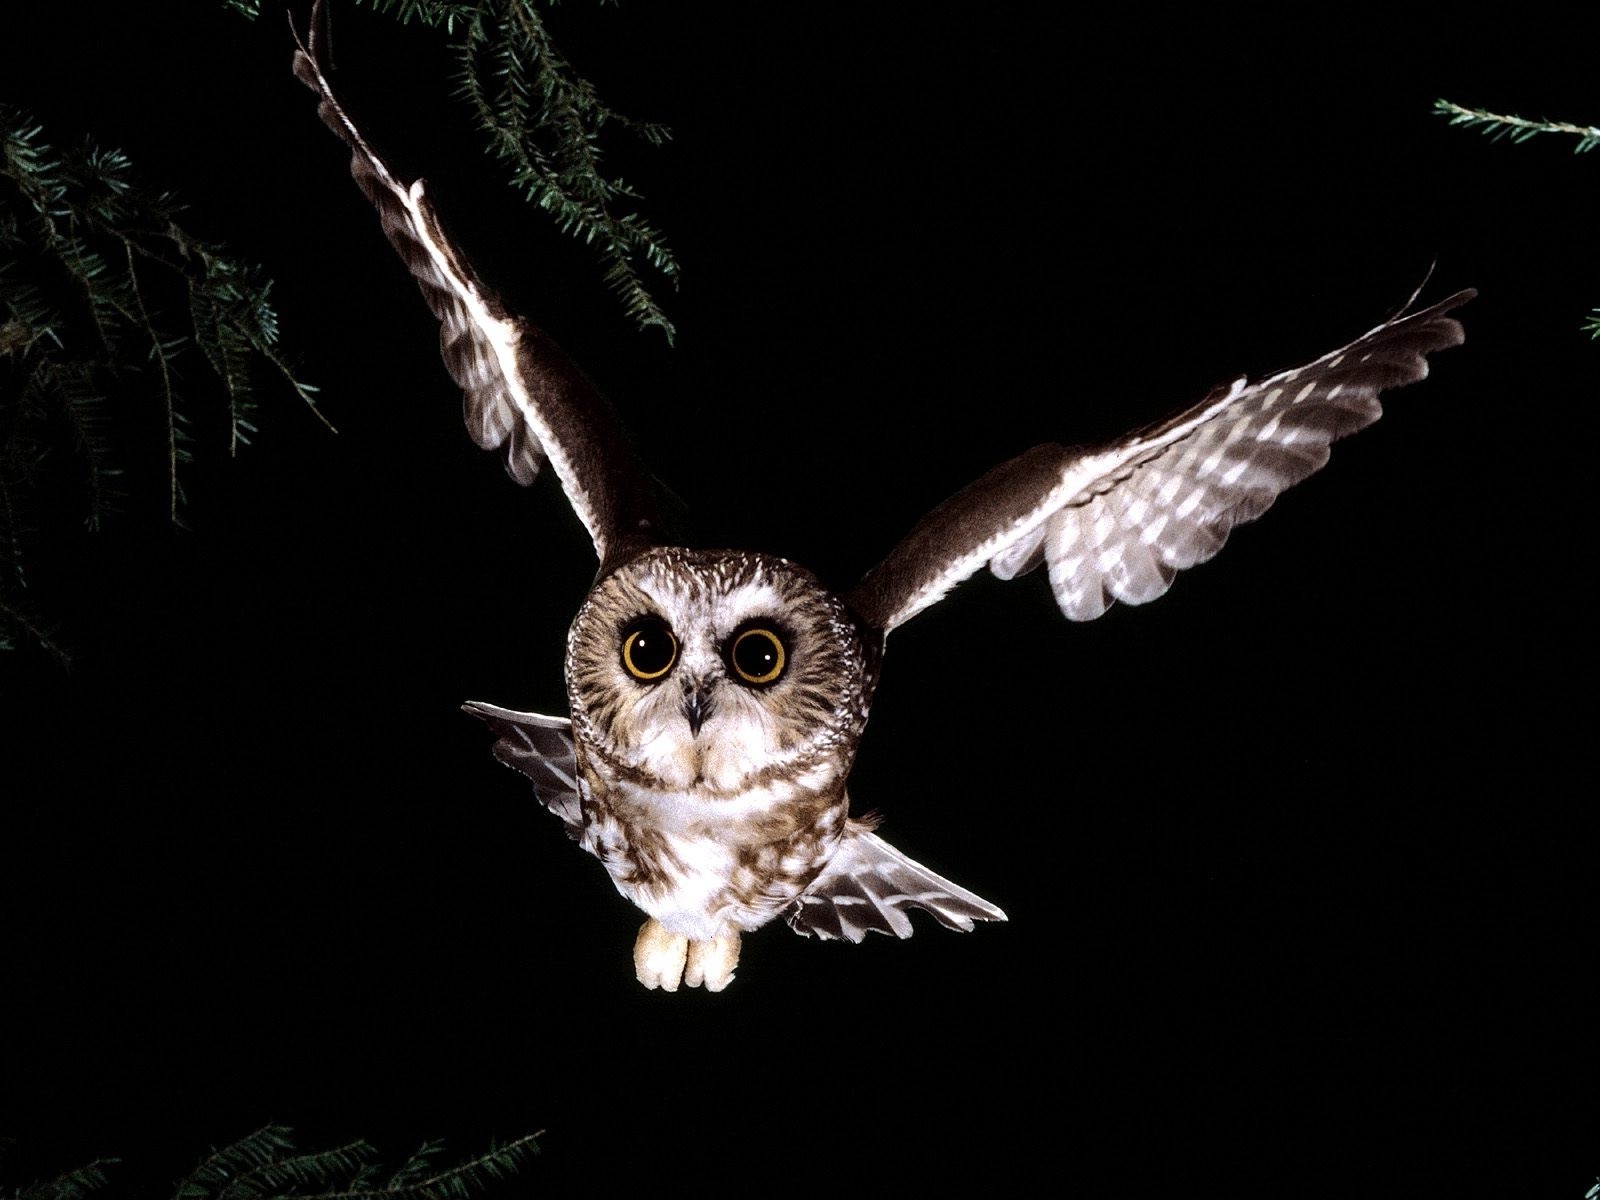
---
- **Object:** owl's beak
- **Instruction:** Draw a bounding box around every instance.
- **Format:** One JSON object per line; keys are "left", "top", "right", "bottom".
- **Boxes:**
{"left": 681, "top": 682, "right": 715, "bottom": 736}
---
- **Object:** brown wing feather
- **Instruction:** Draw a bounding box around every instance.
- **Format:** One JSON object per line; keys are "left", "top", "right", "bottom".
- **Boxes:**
{"left": 292, "top": 2, "right": 663, "bottom": 569}
{"left": 848, "top": 289, "right": 1473, "bottom": 632}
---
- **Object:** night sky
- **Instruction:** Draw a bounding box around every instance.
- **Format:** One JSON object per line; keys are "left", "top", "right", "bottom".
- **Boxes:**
{"left": 4, "top": 5, "right": 1596, "bottom": 1195}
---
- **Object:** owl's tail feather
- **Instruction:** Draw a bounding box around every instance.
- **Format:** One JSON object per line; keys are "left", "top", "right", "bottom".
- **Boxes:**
{"left": 784, "top": 821, "right": 1007, "bottom": 942}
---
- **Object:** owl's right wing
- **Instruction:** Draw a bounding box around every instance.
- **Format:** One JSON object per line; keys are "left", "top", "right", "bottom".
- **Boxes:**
{"left": 784, "top": 821, "right": 1007, "bottom": 942}
{"left": 293, "top": 2, "right": 664, "bottom": 570}
{"left": 461, "top": 702, "right": 584, "bottom": 840}
{"left": 846, "top": 289, "right": 1473, "bottom": 633}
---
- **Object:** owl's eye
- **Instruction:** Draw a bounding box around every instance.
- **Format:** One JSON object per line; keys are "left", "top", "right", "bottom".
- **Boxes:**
{"left": 727, "top": 625, "right": 787, "bottom": 686}
{"left": 621, "top": 617, "right": 678, "bottom": 682}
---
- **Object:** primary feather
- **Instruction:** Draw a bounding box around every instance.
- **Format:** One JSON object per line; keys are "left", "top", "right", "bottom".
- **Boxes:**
{"left": 848, "top": 289, "right": 1473, "bottom": 631}
{"left": 292, "top": 6, "right": 663, "bottom": 570}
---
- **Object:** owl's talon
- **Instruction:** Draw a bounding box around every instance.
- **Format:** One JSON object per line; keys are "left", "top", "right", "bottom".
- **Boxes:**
{"left": 684, "top": 933, "right": 740, "bottom": 992}
{"left": 633, "top": 919, "right": 688, "bottom": 991}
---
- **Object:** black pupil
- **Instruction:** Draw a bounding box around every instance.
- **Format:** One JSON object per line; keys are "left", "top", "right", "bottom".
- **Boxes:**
{"left": 734, "top": 632, "right": 779, "bottom": 679}
{"left": 628, "top": 620, "right": 674, "bottom": 675}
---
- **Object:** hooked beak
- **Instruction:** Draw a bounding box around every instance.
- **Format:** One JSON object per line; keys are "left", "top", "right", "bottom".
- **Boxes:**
{"left": 681, "top": 680, "right": 715, "bottom": 737}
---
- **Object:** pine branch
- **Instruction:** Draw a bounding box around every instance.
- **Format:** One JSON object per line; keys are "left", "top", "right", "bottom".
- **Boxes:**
{"left": 297, "top": 1130, "right": 542, "bottom": 1200}
{"left": 36, "top": 355, "right": 122, "bottom": 531}
{"left": 1434, "top": 99, "right": 1600, "bottom": 153}
{"left": 11, "top": 1158, "right": 119, "bottom": 1200}
{"left": 8, "top": 1127, "right": 540, "bottom": 1200}
{"left": 353, "top": 0, "right": 680, "bottom": 342}
{"left": 215, "top": 1138, "right": 374, "bottom": 1199}
{"left": 171, "top": 1126, "right": 301, "bottom": 1200}
{"left": 1437, "top": 98, "right": 1600, "bottom": 339}
{"left": 220, "top": 0, "right": 677, "bottom": 338}
{"left": 0, "top": 106, "right": 328, "bottom": 659}
{"left": 120, "top": 242, "right": 183, "bottom": 518}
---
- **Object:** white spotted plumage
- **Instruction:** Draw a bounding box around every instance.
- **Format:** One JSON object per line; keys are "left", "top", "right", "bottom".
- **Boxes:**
{"left": 295, "top": 3, "right": 1471, "bottom": 991}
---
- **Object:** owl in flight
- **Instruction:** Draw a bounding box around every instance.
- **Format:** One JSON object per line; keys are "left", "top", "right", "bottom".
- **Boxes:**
{"left": 293, "top": 6, "right": 1471, "bottom": 991}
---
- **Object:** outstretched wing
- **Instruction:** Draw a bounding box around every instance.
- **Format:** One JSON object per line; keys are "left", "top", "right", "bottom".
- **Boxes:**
{"left": 292, "top": 2, "right": 663, "bottom": 570}
{"left": 784, "top": 821, "right": 1007, "bottom": 942}
{"left": 461, "top": 702, "right": 584, "bottom": 839}
{"left": 847, "top": 289, "right": 1473, "bottom": 632}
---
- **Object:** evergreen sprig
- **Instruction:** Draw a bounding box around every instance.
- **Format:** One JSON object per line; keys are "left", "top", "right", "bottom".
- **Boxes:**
{"left": 10, "top": 1158, "right": 118, "bottom": 1200}
{"left": 9, "top": 1126, "right": 540, "bottom": 1200}
{"left": 1434, "top": 99, "right": 1600, "bottom": 154}
{"left": 350, "top": 0, "right": 679, "bottom": 342}
{"left": 1436, "top": 98, "right": 1600, "bottom": 339}
{"left": 0, "top": 107, "right": 326, "bottom": 660}
{"left": 221, "top": 0, "right": 678, "bottom": 336}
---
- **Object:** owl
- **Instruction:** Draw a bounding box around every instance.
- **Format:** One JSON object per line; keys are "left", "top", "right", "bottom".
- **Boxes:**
{"left": 293, "top": 8, "right": 1471, "bottom": 991}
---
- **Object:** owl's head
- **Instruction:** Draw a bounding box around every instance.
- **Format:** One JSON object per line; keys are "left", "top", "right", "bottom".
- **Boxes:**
{"left": 566, "top": 549, "right": 875, "bottom": 794}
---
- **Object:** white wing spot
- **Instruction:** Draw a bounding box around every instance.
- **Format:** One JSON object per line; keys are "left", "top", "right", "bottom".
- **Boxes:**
{"left": 1054, "top": 552, "right": 1086, "bottom": 579}
{"left": 1293, "top": 382, "right": 1317, "bottom": 404}
{"left": 1175, "top": 485, "right": 1207, "bottom": 520}
{"left": 1220, "top": 417, "right": 1252, "bottom": 447}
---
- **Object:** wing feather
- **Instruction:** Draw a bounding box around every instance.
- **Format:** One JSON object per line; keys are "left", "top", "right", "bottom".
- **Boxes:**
{"left": 292, "top": 3, "right": 663, "bottom": 568}
{"left": 461, "top": 702, "right": 584, "bottom": 840}
{"left": 848, "top": 289, "right": 1473, "bottom": 631}
{"left": 784, "top": 821, "right": 1007, "bottom": 942}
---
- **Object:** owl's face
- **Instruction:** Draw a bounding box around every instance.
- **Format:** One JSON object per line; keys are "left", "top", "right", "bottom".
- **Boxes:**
{"left": 566, "top": 548, "right": 875, "bottom": 795}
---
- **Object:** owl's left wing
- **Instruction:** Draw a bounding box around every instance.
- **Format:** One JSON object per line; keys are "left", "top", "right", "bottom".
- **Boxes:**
{"left": 846, "top": 289, "right": 1473, "bottom": 632}
{"left": 461, "top": 702, "right": 584, "bottom": 839}
{"left": 292, "top": 2, "right": 663, "bottom": 570}
{"left": 784, "top": 821, "right": 1007, "bottom": 942}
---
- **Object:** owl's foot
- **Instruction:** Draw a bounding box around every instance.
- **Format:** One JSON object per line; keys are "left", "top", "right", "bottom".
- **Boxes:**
{"left": 632, "top": 920, "right": 740, "bottom": 992}
{"left": 684, "top": 932, "right": 740, "bottom": 992}
{"left": 633, "top": 919, "right": 687, "bottom": 991}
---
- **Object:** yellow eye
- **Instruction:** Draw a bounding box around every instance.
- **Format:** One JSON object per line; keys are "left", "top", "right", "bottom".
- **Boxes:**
{"left": 621, "top": 617, "right": 677, "bottom": 682}
{"left": 728, "top": 626, "right": 786, "bottom": 686}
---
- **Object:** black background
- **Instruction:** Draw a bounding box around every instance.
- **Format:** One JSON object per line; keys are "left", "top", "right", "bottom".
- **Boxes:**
{"left": 3, "top": 4, "right": 1595, "bottom": 1195}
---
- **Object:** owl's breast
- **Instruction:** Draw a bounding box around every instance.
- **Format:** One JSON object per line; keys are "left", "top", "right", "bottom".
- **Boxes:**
{"left": 574, "top": 748, "right": 850, "bottom": 941}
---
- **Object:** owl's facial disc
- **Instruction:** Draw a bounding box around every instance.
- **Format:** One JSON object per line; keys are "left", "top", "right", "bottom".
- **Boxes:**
{"left": 566, "top": 548, "right": 872, "bottom": 792}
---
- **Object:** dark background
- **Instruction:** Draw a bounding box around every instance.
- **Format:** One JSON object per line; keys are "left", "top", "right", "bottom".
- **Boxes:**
{"left": 3, "top": 4, "right": 1595, "bottom": 1195}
